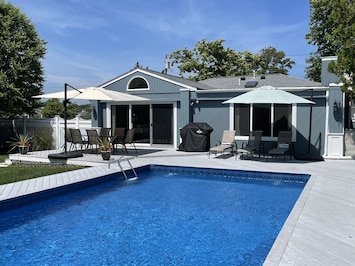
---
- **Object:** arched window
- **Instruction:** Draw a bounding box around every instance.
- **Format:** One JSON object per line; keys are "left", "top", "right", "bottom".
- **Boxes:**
{"left": 127, "top": 77, "right": 149, "bottom": 90}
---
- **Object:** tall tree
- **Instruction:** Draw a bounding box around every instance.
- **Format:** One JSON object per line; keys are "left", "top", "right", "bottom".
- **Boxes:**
{"left": 327, "top": 0, "right": 355, "bottom": 97}
{"left": 170, "top": 39, "right": 294, "bottom": 81}
{"left": 258, "top": 47, "right": 295, "bottom": 75}
{"left": 0, "top": 1, "right": 46, "bottom": 118}
{"left": 305, "top": 0, "right": 354, "bottom": 97}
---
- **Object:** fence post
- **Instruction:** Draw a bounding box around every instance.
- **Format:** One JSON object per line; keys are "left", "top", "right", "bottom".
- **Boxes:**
{"left": 52, "top": 116, "right": 61, "bottom": 150}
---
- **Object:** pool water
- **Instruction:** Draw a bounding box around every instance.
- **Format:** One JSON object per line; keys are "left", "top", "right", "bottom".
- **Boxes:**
{"left": 0, "top": 165, "right": 308, "bottom": 265}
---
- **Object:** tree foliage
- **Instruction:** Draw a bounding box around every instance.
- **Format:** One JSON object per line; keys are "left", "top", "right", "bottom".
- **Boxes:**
{"left": 258, "top": 47, "right": 295, "bottom": 75}
{"left": 306, "top": 0, "right": 354, "bottom": 97}
{"left": 169, "top": 39, "right": 295, "bottom": 81}
{"left": 42, "top": 98, "right": 64, "bottom": 118}
{"left": 0, "top": 1, "right": 46, "bottom": 118}
{"left": 42, "top": 99, "right": 91, "bottom": 119}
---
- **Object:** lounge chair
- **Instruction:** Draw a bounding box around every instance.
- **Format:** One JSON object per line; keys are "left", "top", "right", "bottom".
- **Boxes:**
{"left": 237, "top": 130, "right": 263, "bottom": 159}
{"left": 268, "top": 131, "right": 293, "bottom": 162}
{"left": 209, "top": 130, "right": 236, "bottom": 158}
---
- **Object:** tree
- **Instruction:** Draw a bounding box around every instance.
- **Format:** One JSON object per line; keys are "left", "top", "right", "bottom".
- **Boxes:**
{"left": 169, "top": 39, "right": 294, "bottom": 81}
{"left": 42, "top": 98, "right": 64, "bottom": 118}
{"left": 305, "top": 0, "right": 354, "bottom": 97}
{"left": 42, "top": 98, "right": 91, "bottom": 119}
{"left": 327, "top": 0, "right": 355, "bottom": 97}
{"left": 0, "top": 1, "right": 46, "bottom": 118}
{"left": 258, "top": 47, "right": 295, "bottom": 75}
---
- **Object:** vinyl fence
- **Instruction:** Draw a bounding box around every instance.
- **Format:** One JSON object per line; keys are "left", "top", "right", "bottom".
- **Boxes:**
{"left": 0, "top": 116, "right": 92, "bottom": 151}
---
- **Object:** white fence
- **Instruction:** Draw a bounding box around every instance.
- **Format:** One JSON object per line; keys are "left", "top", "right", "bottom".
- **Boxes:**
{"left": 51, "top": 116, "right": 93, "bottom": 150}
{"left": 0, "top": 116, "right": 93, "bottom": 151}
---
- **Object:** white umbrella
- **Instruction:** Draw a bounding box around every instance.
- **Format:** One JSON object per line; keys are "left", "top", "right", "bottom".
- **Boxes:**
{"left": 33, "top": 86, "right": 149, "bottom": 102}
{"left": 223, "top": 85, "right": 314, "bottom": 104}
{"left": 33, "top": 85, "right": 149, "bottom": 154}
{"left": 223, "top": 85, "right": 315, "bottom": 157}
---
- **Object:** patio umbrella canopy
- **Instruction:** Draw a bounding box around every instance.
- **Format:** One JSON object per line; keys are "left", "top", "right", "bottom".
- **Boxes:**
{"left": 33, "top": 85, "right": 149, "bottom": 156}
{"left": 223, "top": 85, "right": 315, "bottom": 104}
{"left": 223, "top": 85, "right": 318, "bottom": 159}
{"left": 33, "top": 86, "right": 149, "bottom": 102}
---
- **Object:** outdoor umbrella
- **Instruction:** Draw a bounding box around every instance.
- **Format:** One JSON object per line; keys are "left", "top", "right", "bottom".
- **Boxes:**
{"left": 33, "top": 86, "right": 149, "bottom": 102}
{"left": 33, "top": 84, "right": 149, "bottom": 155}
{"left": 222, "top": 85, "right": 314, "bottom": 104}
{"left": 223, "top": 85, "right": 315, "bottom": 157}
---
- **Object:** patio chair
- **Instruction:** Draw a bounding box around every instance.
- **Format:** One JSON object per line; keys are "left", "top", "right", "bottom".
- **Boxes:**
{"left": 111, "top": 127, "right": 126, "bottom": 152}
{"left": 116, "top": 128, "right": 137, "bottom": 153}
{"left": 209, "top": 130, "right": 236, "bottom": 158}
{"left": 99, "top": 127, "right": 111, "bottom": 141}
{"left": 69, "top": 128, "right": 88, "bottom": 151}
{"left": 268, "top": 131, "right": 293, "bottom": 162}
{"left": 237, "top": 130, "right": 263, "bottom": 159}
{"left": 86, "top": 129, "right": 100, "bottom": 153}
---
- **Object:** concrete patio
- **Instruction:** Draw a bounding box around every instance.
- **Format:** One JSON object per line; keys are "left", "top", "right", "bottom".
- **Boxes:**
{"left": 1, "top": 147, "right": 355, "bottom": 265}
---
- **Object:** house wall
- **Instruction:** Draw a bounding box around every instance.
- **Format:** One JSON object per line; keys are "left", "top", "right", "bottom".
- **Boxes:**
{"left": 320, "top": 57, "right": 345, "bottom": 157}
{"left": 295, "top": 96, "right": 327, "bottom": 157}
{"left": 321, "top": 56, "right": 340, "bottom": 86}
{"left": 192, "top": 100, "right": 230, "bottom": 147}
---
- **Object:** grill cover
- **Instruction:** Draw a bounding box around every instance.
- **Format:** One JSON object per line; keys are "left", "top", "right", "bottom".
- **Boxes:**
{"left": 179, "top": 123, "right": 213, "bottom": 152}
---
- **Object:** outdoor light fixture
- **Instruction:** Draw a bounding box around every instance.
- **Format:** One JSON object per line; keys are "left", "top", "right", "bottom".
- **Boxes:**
{"left": 190, "top": 99, "right": 199, "bottom": 106}
{"left": 333, "top": 100, "right": 340, "bottom": 111}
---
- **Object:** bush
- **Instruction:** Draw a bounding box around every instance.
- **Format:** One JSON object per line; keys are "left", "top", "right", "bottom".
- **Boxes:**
{"left": 30, "top": 127, "right": 53, "bottom": 151}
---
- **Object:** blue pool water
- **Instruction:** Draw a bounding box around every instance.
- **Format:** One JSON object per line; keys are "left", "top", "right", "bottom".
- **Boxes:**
{"left": 0, "top": 165, "right": 308, "bottom": 265}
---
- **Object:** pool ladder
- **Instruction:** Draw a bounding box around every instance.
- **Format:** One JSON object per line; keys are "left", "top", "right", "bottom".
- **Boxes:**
{"left": 108, "top": 157, "right": 138, "bottom": 180}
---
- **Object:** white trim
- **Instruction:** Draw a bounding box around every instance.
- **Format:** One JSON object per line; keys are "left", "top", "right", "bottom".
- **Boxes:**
{"left": 101, "top": 68, "right": 197, "bottom": 91}
{"left": 229, "top": 104, "right": 234, "bottom": 130}
{"left": 292, "top": 104, "right": 297, "bottom": 142}
{"left": 323, "top": 90, "right": 330, "bottom": 157}
{"left": 173, "top": 102, "right": 178, "bottom": 149}
{"left": 106, "top": 103, "right": 111, "bottom": 129}
{"left": 126, "top": 75, "right": 150, "bottom": 91}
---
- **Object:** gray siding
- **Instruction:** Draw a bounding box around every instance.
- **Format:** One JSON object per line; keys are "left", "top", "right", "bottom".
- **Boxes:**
{"left": 328, "top": 87, "right": 343, "bottom": 133}
{"left": 321, "top": 57, "right": 340, "bottom": 86}
{"left": 192, "top": 100, "right": 230, "bottom": 148}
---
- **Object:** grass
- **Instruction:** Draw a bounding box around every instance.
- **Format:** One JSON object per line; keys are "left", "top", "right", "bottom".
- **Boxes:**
{"left": 0, "top": 153, "right": 84, "bottom": 185}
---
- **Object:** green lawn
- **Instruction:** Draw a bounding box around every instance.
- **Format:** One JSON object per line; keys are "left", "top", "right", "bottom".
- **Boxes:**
{"left": 0, "top": 153, "right": 84, "bottom": 185}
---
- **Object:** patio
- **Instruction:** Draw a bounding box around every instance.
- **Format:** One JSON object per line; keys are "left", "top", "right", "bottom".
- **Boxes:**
{"left": 1, "top": 147, "right": 355, "bottom": 265}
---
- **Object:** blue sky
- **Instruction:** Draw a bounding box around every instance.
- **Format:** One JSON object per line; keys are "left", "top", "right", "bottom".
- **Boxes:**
{"left": 9, "top": 0, "right": 315, "bottom": 94}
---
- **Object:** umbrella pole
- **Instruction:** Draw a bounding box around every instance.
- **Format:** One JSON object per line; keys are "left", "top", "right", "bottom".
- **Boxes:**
{"left": 63, "top": 83, "right": 82, "bottom": 154}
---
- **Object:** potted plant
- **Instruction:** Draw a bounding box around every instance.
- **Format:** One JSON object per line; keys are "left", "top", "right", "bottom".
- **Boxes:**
{"left": 8, "top": 134, "right": 32, "bottom": 154}
{"left": 98, "top": 138, "right": 112, "bottom": 160}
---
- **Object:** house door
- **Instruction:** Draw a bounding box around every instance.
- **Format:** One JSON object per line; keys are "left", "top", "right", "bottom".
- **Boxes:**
{"left": 152, "top": 104, "right": 173, "bottom": 144}
{"left": 132, "top": 105, "right": 150, "bottom": 143}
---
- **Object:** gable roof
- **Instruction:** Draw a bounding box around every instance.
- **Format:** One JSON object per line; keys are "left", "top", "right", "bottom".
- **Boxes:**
{"left": 198, "top": 73, "right": 323, "bottom": 90}
{"left": 100, "top": 68, "right": 325, "bottom": 92}
{"left": 99, "top": 67, "right": 216, "bottom": 90}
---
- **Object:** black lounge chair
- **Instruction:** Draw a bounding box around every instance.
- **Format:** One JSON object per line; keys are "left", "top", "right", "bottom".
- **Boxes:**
{"left": 237, "top": 130, "right": 263, "bottom": 159}
{"left": 268, "top": 131, "right": 293, "bottom": 162}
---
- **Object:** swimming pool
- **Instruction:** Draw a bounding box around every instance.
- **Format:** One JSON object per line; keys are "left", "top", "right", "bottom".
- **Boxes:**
{"left": 0, "top": 165, "right": 308, "bottom": 265}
